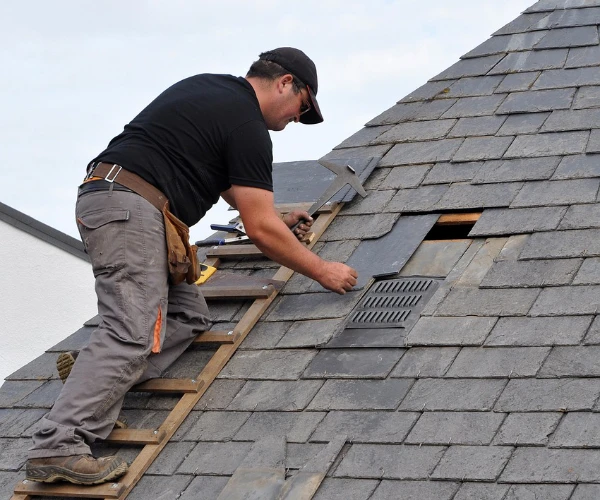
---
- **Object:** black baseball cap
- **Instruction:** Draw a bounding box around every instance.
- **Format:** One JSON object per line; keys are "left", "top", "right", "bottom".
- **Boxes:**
{"left": 259, "top": 47, "right": 323, "bottom": 125}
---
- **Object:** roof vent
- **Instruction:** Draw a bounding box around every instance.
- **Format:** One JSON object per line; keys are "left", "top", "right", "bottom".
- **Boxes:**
{"left": 347, "top": 277, "right": 441, "bottom": 329}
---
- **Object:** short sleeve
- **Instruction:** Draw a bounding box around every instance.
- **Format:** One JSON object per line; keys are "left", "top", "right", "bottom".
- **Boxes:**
{"left": 226, "top": 120, "right": 273, "bottom": 191}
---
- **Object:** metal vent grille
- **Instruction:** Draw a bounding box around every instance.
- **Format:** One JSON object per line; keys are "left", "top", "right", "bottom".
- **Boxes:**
{"left": 347, "top": 277, "right": 440, "bottom": 329}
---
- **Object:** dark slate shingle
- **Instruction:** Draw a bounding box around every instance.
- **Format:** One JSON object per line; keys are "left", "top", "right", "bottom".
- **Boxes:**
{"left": 493, "top": 412, "right": 562, "bottom": 446}
{"left": 533, "top": 26, "right": 600, "bottom": 49}
{"left": 485, "top": 316, "right": 592, "bottom": 346}
{"left": 431, "top": 54, "right": 506, "bottom": 81}
{"left": 431, "top": 445, "right": 513, "bottom": 481}
{"left": 495, "top": 88, "right": 575, "bottom": 114}
{"left": 489, "top": 49, "right": 568, "bottom": 74}
{"left": 470, "top": 207, "right": 566, "bottom": 236}
{"left": 462, "top": 31, "right": 548, "bottom": 58}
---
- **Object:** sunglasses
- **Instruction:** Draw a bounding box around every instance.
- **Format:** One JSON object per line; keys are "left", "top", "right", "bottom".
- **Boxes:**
{"left": 300, "top": 92, "right": 311, "bottom": 116}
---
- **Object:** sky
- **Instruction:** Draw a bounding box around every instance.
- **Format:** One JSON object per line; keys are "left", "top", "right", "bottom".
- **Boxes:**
{"left": 0, "top": 0, "right": 535, "bottom": 244}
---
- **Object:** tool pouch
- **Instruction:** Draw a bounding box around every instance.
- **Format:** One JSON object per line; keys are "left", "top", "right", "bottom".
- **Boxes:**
{"left": 162, "top": 206, "right": 200, "bottom": 285}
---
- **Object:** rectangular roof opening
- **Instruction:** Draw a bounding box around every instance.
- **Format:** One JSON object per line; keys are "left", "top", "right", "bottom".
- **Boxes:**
{"left": 424, "top": 212, "right": 481, "bottom": 240}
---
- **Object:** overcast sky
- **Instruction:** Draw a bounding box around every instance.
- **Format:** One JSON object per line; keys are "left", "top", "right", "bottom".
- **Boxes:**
{"left": 0, "top": 0, "right": 534, "bottom": 243}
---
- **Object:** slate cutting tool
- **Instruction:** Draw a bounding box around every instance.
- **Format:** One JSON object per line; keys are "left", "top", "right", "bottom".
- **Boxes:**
{"left": 291, "top": 159, "right": 368, "bottom": 231}
{"left": 196, "top": 222, "right": 249, "bottom": 246}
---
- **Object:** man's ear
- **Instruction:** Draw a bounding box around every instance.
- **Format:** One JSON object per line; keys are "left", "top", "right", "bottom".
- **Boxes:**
{"left": 277, "top": 74, "right": 294, "bottom": 93}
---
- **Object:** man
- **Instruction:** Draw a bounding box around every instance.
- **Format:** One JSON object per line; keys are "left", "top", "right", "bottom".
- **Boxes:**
{"left": 26, "top": 47, "right": 358, "bottom": 485}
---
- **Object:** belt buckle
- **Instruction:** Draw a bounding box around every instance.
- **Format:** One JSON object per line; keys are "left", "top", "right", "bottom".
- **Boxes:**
{"left": 105, "top": 164, "right": 122, "bottom": 183}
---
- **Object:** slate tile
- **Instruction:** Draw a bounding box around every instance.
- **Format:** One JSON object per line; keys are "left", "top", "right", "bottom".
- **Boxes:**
{"left": 435, "top": 287, "right": 539, "bottom": 317}
{"left": 208, "top": 300, "right": 245, "bottom": 322}
{"left": 431, "top": 55, "right": 506, "bottom": 81}
{"left": 493, "top": 412, "right": 562, "bottom": 446}
{"left": 16, "top": 380, "right": 63, "bottom": 409}
{"left": 489, "top": 49, "right": 568, "bottom": 74}
{"left": 422, "top": 162, "right": 482, "bottom": 185}
{"left": 431, "top": 445, "right": 513, "bottom": 481}
{"left": 400, "top": 240, "right": 471, "bottom": 278}
{"left": 535, "top": 26, "right": 599, "bottom": 49}
{"left": 553, "top": 154, "right": 600, "bottom": 180}
{"left": 587, "top": 129, "right": 600, "bottom": 153}
{"left": 543, "top": 108, "right": 600, "bottom": 132}
{"left": 472, "top": 157, "right": 559, "bottom": 184}
{"left": 307, "top": 379, "right": 413, "bottom": 411}
{"left": 302, "top": 349, "right": 403, "bottom": 379}
{"left": 494, "top": 12, "right": 551, "bottom": 35}
{"left": 550, "top": 413, "right": 600, "bottom": 448}
{"left": 334, "top": 444, "right": 446, "bottom": 479}
{"left": 266, "top": 291, "right": 362, "bottom": 322}
{"left": 0, "top": 408, "right": 45, "bottom": 437}
{"left": 178, "top": 476, "right": 230, "bottom": 500}
{"left": 379, "top": 139, "right": 464, "bottom": 166}
{"left": 495, "top": 72, "right": 541, "bottom": 93}
{"left": 497, "top": 88, "right": 575, "bottom": 114}
{"left": 447, "top": 116, "right": 506, "bottom": 138}
{"left": 239, "top": 321, "right": 291, "bottom": 350}
{"left": 500, "top": 448, "right": 600, "bottom": 483}
{"left": 0, "top": 438, "right": 29, "bottom": 471}
{"left": 324, "top": 327, "right": 408, "bottom": 349}
{"left": 530, "top": 285, "right": 600, "bottom": 316}
{"left": 434, "top": 182, "right": 521, "bottom": 210}
{"left": 373, "top": 120, "right": 456, "bottom": 144}
{"left": 48, "top": 325, "right": 93, "bottom": 352}
{"left": 512, "top": 179, "right": 599, "bottom": 207}
{"left": 233, "top": 411, "right": 325, "bottom": 442}
{"left": 146, "top": 442, "right": 195, "bottom": 475}
{"left": 162, "top": 348, "right": 215, "bottom": 379}
{"left": 454, "top": 237, "right": 508, "bottom": 287}
{"left": 370, "top": 480, "right": 459, "bottom": 500}
{"left": 399, "top": 379, "right": 506, "bottom": 411}
{"left": 219, "top": 349, "right": 315, "bottom": 380}
{"left": 481, "top": 258, "right": 580, "bottom": 288}
{"left": 333, "top": 125, "right": 393, "bottom": 149}
{"left": 441, "top": 95, "right": 506, "bottom": 119}
{"left": 485, "top": 316, "right": 592, "bottom": 346}
{"left": 560, "top": 204, "right": 600, "bottom": 230}
{"left": 470, "top": 207, "right": 565, "bottom": 237}
{"left": 534, "top": 67, "right": 600, "bottom": 90}
{"left": 463, "top": 32, "right": 548, "bottom": 58}
{"left": 227, "top": 380, "right": 322, "bottom": 411}
{"left": 6, "top": 352, "right": 58, "bottom": 382}
{"left": 575, "top": 258, "right": 600, "bottom": 284}
{"left": 320, "top": 214, "right": 399, "bottom": 241}
{"left": 195, "top": 379, "right": 245, "bottom": 410}
{"left": 277, "top": 319, "right": 344, "bottom": 348}
{"left": 574, "top": 86, "right": 600, "bottom": 109}
{"left": 0, "top": 381, "right": 44, "bottom": 408}
{"left": 532, "top": 6, "right": 600, "bottom": 29}
{"left": 443, "top": 76, "right": 504, "bottom": 98}
{"left": 128, "top": 475, "right": 194, "bottom": 500}
{"left": 572, "top": 485, "right": 600, "bottom": 500}
{"left": 451, "top": 136, "right": 514, "bottom": 162}
{"left": 182, "top": 411, "right": 250, "bottom": 441}
{"left": 310, "top": 411, "right": 419, "bottom": 444}
{"left": 387, "top": 184, "right": 449, "bottom": 212}
{"left": 496, "top": 234, "right": 529, "bottom": 262}
{"left": 377, "top": 166, "right": 430, "bottom": 190}
{"left": 521, "top": 229, "right": 600, "bottom": 259}
{"left": 286, "top": 442, "right": 324, "bottom": 469}
{"left": 406, "top": 316, "right": 496, "bottom": 346}
{"left": 0, "top": 472, "right": 22, "bottom": 500}
{"left": 495, "top": 378, "right": 600, "bottom": 411}
{"left": 399, "top": 80, "right": 457, "bottom": 103}
{"left": 366, "top": 100, "right": 457, "bottom": 126}
{"left": 405, "top": 412, "right": 505, "bottom": 445}
{"left": 363, "top": 167, "right": 391, "bottom": 190}
{"left": 312, "top": 478, "right": 379, "bottom": 500}
{"left": 454, "top": 482, "right": 510, "bottom": 500}
{"left": 342, "top": 190, "right": 395, "bottom": 214}
{"left": 178, "top": 441, "right": 253, "bottom": 475}
{"left": 504, "top": 131, "right": 589, "bottom": 158}
{"left": 505, "top": 485, "right": 575, "bottom": 500}
{"left": 496, "top": 112, "right": 550, "bottom": 135}
{"left": 447, "top": 346, "right": 550, "bottom": 377}
{"left": 540, "top": 346, "right": 600, "bottom": 377}
{"left": 390, "top": 347, "right": 460, "bottom": 377}
{"left": 566, "top": 46, "right": 600, "bottom": 69}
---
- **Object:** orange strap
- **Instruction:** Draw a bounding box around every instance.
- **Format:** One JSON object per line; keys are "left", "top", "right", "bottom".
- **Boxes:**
{"left": 152, "top": 306, "right": 162, "bottom": 353}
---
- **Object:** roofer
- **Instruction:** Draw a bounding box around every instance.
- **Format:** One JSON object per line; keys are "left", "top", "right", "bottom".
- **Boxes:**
{"left": 26, "top": 47, "right": 358, "bottom": 485}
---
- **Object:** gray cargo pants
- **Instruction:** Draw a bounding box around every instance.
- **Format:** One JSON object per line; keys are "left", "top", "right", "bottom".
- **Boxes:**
{"left": 29, "top": 189, "right": 211, "bottom": 458}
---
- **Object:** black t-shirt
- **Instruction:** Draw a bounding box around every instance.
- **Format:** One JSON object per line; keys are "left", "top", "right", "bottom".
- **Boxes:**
{"left": 93, "top": 74, "right": 273, "bottom": 226}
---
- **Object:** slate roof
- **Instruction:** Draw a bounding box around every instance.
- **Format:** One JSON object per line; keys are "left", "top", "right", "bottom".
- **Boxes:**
{"left": 6, "top": 0, "right": 600, "bottom": 498}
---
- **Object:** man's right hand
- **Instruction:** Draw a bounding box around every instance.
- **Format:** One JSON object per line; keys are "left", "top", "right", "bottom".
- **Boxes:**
{"left": 316, "top": 261, "right": 358, "bottom": 295}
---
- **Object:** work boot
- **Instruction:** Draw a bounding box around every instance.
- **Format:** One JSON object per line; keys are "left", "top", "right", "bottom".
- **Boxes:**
{"left": 56, "top": 351, "right": 128, "bottom": 429}
{"left": 26, "top": 454, "right": 128, "bottom": 485}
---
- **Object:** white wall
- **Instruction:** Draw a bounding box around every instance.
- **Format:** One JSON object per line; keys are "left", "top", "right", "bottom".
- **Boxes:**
{"left": 0, "top": 221, "right": 96, "bottom": 382}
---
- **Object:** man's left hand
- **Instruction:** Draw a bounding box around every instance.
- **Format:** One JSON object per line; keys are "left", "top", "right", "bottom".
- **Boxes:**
{"left": 283, "top": 210, "right": 313, "bottom": 241}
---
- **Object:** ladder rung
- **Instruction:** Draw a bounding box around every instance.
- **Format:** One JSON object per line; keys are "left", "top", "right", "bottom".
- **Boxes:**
{"left": 105, "top": 428, "right": 166, "bottom": 445}
{"left": 206, "top": 245, "right": 264, "bottom": 258}
{"left": 14, "top": 479, "right": 124, "bottom": 498}
{"left": 131, "top": 378, "right": 204, "bottom": 393}
{"left": 194, "top": 330, "right": 239, "bottom": 344}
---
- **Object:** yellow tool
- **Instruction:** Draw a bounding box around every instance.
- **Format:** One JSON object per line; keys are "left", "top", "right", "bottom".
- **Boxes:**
{"left": 195, "top": 263, "right": 217, "bottom": 285}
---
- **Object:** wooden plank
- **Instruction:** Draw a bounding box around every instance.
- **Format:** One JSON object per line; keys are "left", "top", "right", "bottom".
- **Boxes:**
{"left": 202, "top": 285, "right": 275, "bottom": 300}
{"left": 14, "top": 479, "right": 124, "bottom": 498}
{"left": 105, "top": 428, "right": 166, "bottom": 445}
{"left": 274, "top": 201, "right": 338, "bottom": 214}
{"left": 206, "top": 245, "right": 264, "bottom": 258}
{"left": 437, "top": 212, "right": 481, "bottom": 225}
{"left": 131, "top": 378, "right": 202, "bottom": 393}
{"left": 193, "top": 330, "right": 238, "bottom": 344}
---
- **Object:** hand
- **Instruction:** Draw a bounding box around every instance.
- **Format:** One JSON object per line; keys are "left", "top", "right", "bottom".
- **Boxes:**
{"left": 316, "top": 261, "right": 358, "bottom": 295}
{"left": 283, "top": 210, "right": 313, "bottom": 241}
